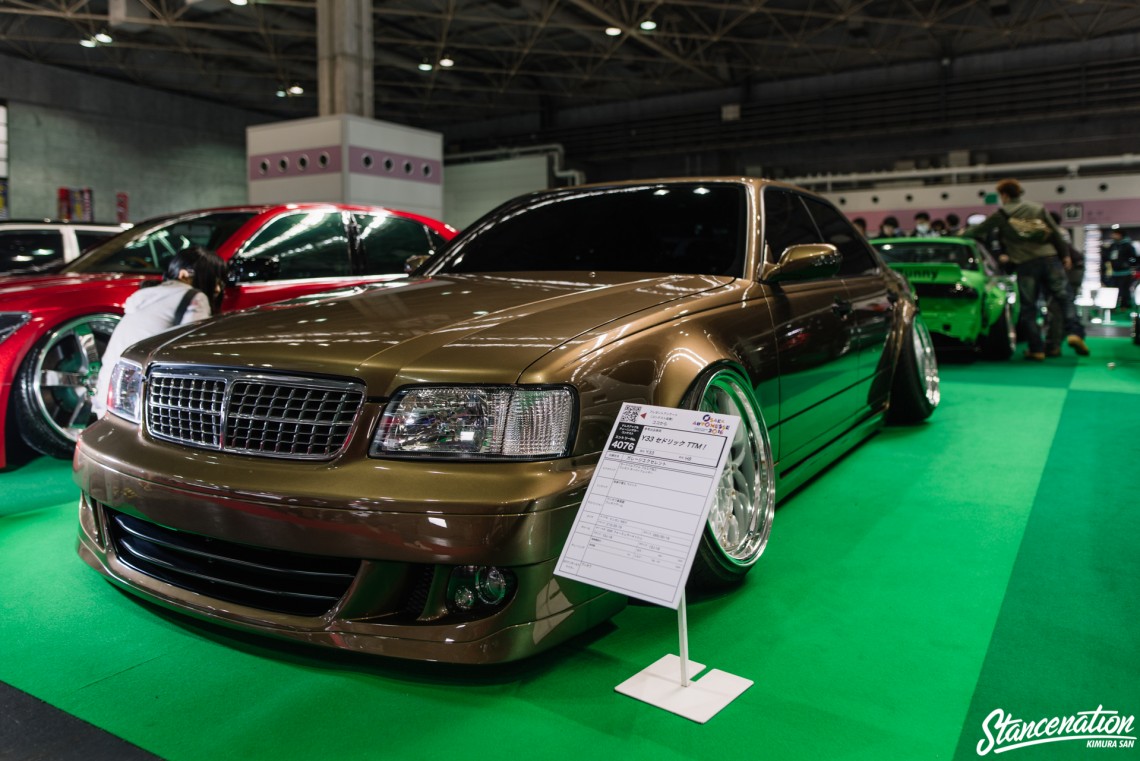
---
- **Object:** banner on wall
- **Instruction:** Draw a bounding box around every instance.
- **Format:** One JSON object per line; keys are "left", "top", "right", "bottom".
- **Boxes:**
{"left": 0, "top": 179, "right": 8, "bottom": 220}
{"left": 115, "top": 192, "right": 129, "bottom": 223}
{"left": 57, "top": 187, "right": 94, "bottom": 222}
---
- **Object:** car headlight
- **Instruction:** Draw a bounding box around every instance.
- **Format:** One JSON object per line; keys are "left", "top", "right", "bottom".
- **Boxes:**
{"left": 0, "top": 312, "right": 31, "bottom": 343}
{"left": 107, "top": 360, "right": 145, "bottom": 423}
{"left": 372, "top": 385, "right": 576, "bottom": 459}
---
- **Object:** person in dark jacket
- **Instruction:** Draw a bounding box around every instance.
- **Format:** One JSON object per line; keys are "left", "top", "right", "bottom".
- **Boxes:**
{"left": 911, "top": 211, "right": 938, "bottom": 237}
{"left": 963, "top": 178, "right": 1089, "bottom": 360}
{"left": 1103, "top": 228, "right": 1138, "bottom": 309}
{"left": 1045, "top": 211, "right": 1085, "bottom": 357}
{"left": 875, "top": 216, "right": 903, "bottom": 238}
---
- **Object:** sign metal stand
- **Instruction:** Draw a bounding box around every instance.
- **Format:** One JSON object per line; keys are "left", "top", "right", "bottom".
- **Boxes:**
{"left": 614, "top": 590, "right": 752, "bottom": 724}
{"left": 555, "top": 403, "right": 754, "bottom": 724}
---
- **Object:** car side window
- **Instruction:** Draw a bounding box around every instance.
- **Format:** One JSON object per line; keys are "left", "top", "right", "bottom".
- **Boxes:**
{"left": 353, "top": 214, "right": 436, "bottom": 274}
{"left": 75, "top": 231, "right": 116, "bottom": 253}
{"left": 802, "top": 197, "right": 878, "bottom": 276}
{"left": 235, "top": 211, "right": 350, "bottom": 281}
{"left": 0, "top": 230, "right": 64, "bottom": 271}
{"left": 762, "top": 189, "right": 820, "bottom": 263}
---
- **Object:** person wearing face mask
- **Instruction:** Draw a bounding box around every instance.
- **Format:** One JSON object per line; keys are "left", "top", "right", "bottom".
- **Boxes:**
{"left": 911, "top": 211, "right": 938, "bottom": 237}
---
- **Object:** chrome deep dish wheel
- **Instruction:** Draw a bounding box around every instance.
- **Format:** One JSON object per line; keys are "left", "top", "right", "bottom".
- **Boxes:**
{"left": 686, "top": 367, "right": 776, "bottom": 587}
{"left": 15, "top": 313, "right": 120, "bottom": 457}
{"left": 887, "top": 313, "right": 940, "bottom": 424}
{"left": 913, "top": 316, "right": 940, "bottom": 409}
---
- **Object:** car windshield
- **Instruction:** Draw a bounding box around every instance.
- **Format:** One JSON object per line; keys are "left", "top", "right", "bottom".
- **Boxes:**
{"left": 62, "top": 211, "right": 258, "bottom": 274}
{"left": 873, "top": 240, "right": 979, "bottom": 271}
{"left": 435, "top": 183, "right": 747, "bottom": 277}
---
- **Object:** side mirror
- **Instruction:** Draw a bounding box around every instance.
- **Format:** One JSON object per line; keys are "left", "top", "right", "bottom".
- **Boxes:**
{"left": 763, "top": 243, "right": 841, "bottom": 283}
{"left": 404, "top": 254, "right": 431, "bottom": 273}
{"left": 228, "top": 256, "right": 278, "bottom": 284}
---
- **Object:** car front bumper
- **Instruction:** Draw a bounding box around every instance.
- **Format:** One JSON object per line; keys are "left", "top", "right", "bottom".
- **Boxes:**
{"left": 73, "top": 416, "right": 624, "bottom": 664}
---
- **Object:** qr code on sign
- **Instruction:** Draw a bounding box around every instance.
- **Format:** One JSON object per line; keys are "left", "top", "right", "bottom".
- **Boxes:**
{"left": 620, "top": 405, "right": 642, "bottom": 423}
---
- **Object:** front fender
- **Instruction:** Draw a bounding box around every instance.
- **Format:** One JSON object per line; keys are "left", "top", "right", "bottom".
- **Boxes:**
{"left": 523, "top": 292, "right": 781, "bottom": 458}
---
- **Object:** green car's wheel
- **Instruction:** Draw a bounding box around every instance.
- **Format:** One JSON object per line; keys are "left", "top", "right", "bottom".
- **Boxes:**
{"left": 14, "top": 314, "right": 120, "bottom": 458}
{"left": 982, "top": 303, "right": 1016, "bottom": 360}
{"left": 683, "top": 366, "right": 776, "bottom": 589}
{"left": 888, "top": 314, "right": 940, "bottom": 424}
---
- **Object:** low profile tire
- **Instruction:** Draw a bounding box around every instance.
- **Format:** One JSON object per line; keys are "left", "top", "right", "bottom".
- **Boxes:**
{"left": 887, "top": 314, "right": 940, "bottom": 424}
{"left": 682, "top": 367, "right": 776, "bottom": 590}
{"left": 14, "top": 313, "right": 119, "bottom": 458}
{"left": 982, "top": 303, "right": 1016, "bottom": 360}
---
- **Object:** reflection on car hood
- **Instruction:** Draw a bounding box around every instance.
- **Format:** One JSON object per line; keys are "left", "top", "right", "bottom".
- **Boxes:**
{"left": 143, "top": 272, "right": 731, "bottom": 393}
{"left": 0, "top": 272, "right": 153, "bottom": 305}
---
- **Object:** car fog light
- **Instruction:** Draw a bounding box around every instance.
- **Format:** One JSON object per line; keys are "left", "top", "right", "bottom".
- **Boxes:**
{"left": 447, "top": 565, "right": 516, "bottom": 613}
{"left": 453, "top": 585, "right": 476, "bottom": 612}
{"left": 475, "top": 567, "right": 508, "bottom": 605}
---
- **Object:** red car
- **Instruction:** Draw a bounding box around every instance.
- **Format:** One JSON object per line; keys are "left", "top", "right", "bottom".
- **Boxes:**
{"left": 0, "top": 203, "right": 456, "bottom": 468}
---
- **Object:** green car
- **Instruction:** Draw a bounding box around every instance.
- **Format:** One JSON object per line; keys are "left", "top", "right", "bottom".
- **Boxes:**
{"left": 872, "top": 237, "right": 1020, "bottom": 359}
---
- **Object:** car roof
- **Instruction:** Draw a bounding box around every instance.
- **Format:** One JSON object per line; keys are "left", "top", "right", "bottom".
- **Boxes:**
{"left": 0, "top": 219, "right": 125, "bottom": 227}
{"left": 130, "top": 203, "right": 453, "bottom": 230}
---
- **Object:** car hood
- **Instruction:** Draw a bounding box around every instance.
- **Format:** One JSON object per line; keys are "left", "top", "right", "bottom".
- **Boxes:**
{"left": 140, "top": 272, "right": 733, "bottom": 393}
{"left": 0, "top": 272, "right": 152, "bottom": 307}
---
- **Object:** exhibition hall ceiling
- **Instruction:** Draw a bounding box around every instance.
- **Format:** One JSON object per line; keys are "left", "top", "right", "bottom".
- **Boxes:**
{"left": 1, "top": 0, "right": 1139, "bottom": 129}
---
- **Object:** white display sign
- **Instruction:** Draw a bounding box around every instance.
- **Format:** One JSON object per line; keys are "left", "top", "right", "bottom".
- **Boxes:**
{"left": 555, "top": 402, "right": 739, "bottom": 610}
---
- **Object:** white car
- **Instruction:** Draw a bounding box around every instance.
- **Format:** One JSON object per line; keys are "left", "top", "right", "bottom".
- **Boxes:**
{"left": 0, "top": 220, "right": 129, "bottom": 274}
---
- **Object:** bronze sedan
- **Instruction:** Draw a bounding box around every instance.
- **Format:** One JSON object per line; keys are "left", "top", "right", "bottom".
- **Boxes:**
{"left": 74, "top": 178, "right": 939, "bottom": 664}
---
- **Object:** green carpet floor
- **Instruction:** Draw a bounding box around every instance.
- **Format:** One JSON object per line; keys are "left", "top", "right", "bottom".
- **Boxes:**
{"left": 1, "top": 337, "right": 1137, "bottom": 761}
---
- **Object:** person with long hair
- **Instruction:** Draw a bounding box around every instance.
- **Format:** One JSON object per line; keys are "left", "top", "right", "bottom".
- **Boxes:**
{"left": 92, "top": 247, "right": 227, "bottom": 416}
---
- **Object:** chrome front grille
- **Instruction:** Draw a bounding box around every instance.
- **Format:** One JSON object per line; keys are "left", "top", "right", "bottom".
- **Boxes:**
{"left": 148, "top": 374, "right": 227, "bottom": 448}
{"left": 146, "top": 366, "right": 364, "bottom": 459}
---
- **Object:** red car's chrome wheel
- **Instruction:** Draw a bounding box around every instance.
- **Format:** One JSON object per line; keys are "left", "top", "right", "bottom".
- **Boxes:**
{"left": 15, "top": 313, "right": 119, "bottom": 457}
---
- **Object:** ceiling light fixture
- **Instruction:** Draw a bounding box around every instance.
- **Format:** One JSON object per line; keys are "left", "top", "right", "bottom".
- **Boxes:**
{"left": 94, "top": 31, "right": 113, "bottom": 44}
{"left": 639, "top": 19, "right": 657, "bottom": 31}
{"left": 418, "top": 60, "right": 433, "bottom": 72}
{"left": 79, "top": 38, "right": 97, "bottom": 48}
{"left": 439, "top": 55, "right": 455, "bottom": 68}
{"left": 229, "top": 0, "right": 249, "bottom": 5}
{"left": 605, "top": 26, "right": 621, "bottom": 36}
{"left": 287, "top": 84, "right": 304, "bottom": 96}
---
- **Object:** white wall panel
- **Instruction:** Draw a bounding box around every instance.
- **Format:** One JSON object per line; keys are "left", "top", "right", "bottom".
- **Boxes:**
{"left": 0, "top": 53, "right": 257, "bottom": 221}
{"left": 443, "top": 155, "right": 549, "bottom": 229}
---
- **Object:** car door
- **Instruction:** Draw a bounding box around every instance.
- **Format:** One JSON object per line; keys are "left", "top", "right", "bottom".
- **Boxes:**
{"left": 801, "top": 196, "right": 893, "bottom": 401}
{"left": 761, "top": 188, "right": 863, "bottom": 466}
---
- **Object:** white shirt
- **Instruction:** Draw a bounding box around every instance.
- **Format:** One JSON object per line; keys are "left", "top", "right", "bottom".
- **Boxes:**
{"left": 93, "top": 280, "right": 211, "bottom": 416}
